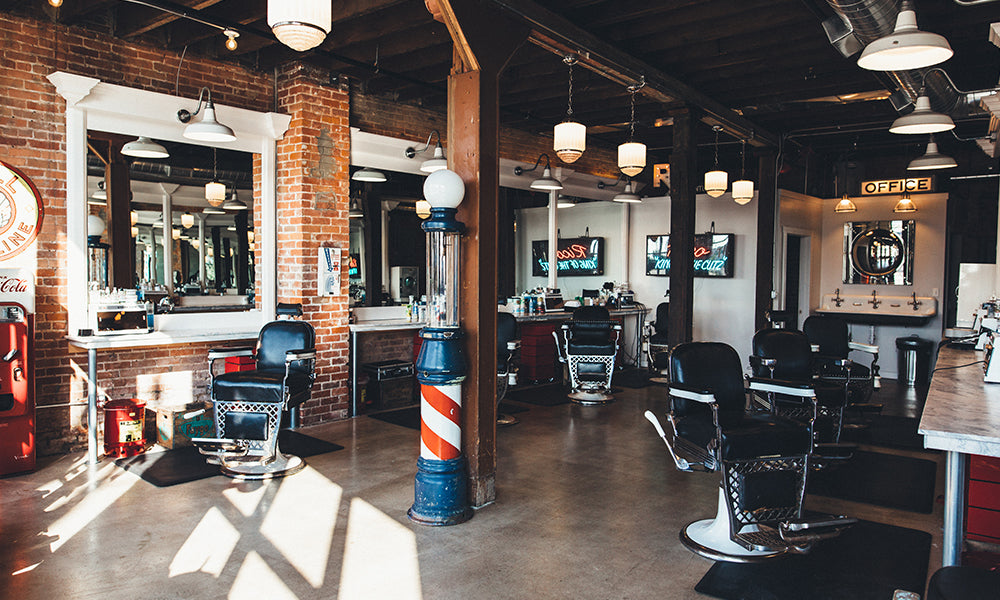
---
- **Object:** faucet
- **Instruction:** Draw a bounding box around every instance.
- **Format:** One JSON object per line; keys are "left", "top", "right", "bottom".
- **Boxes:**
{"left": 908, "top": 292, "right": 922, "bottom": 311}
{"left": 833, "top": 288, "right": 844, "bottom": 307}
{"left": 868, "top": 289, "right": 881, "bottom": 309}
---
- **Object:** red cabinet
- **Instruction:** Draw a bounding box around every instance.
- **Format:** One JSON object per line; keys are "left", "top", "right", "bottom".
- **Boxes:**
{"left": 519, "top": 322, "right": 560, "bottom": 384}
{"left": 967, "top": 455, "right": 1000, "bottom": 544}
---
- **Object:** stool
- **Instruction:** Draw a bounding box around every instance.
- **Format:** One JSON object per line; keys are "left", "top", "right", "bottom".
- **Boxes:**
{"left": 926, "top": 566, "right": 1000, "bottom": 600}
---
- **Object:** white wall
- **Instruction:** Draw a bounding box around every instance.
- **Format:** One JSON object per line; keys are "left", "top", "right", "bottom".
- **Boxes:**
{"left": 515, "top": 192, "right": 760, "bottom": 369}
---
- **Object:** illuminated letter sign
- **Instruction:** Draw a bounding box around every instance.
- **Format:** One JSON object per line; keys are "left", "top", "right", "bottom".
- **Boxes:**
{"left": 860, "top": 177, "right": 932, "bottom": 195}
{"left": 531, "top": 237, "right": 604, "bottom": 277}
{"left": 645, "top": 234, "right": 735, "bottom": 278}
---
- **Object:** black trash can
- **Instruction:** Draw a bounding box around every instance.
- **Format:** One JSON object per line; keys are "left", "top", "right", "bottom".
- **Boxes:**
{"left": 896, "top": 336, "right": 934, "bottom": 386}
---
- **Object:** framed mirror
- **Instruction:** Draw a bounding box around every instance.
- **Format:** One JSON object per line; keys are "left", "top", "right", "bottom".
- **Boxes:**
{"left": 843, "top": 220, "right": 915, "bottom": 285}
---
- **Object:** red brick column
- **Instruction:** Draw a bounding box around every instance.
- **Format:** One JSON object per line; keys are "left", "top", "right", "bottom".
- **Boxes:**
{"left": 275, "top": 63, "right": 351, "bottom": 423}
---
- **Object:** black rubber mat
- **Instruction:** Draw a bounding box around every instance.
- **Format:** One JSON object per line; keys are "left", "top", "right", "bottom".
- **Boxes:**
{"left": 612, "top": 368, "right": 651, "bottom": 389}
{"left": 116, "top": 431, "right": 344, "bottom": 487}
{"left": 843, "top": 414, "right": 930, "bottom": 452}
{"left": 807, "top": 449, "right": 937, "bottom": 513}
{"left": 504, "top": 385, "right": 570, "bottom": 406}
{"left": 368, "top": 407, "right": 421, "bottom": 430}
{"left": 695, "top": 520, "right": 932, "bottom": 600}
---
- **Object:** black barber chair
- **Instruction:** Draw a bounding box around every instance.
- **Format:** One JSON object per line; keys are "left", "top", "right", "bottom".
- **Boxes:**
{"left": 496, "top": 311, "right": 520, "bottom": 426}
{"left": 554, "top": 305, "right": 621, "bottom": 404}
{"left": 750, "top": 328, "right": 854, "bottom": 461}
{"left": 645, "top": 342, "right": 855, "bottom": 561}
{"left": 643, "top": 302, "right": 670, "bottom": 383}
{"left": 194, "top": 303, "right": 316, "bottom": 479}
{"left": 803, "top": 314, "right": 881, "bottom": 410}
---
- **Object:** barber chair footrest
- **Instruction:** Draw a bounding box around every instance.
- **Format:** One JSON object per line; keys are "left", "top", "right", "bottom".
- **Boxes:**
{"left": 220, "top": 451, "right": 306, "bottom": 480}
{"left": 779, "top": 515, "right": 857, "bottom": 547}
{"left": 193, "top": 437, "right": 248, "bottom": 460}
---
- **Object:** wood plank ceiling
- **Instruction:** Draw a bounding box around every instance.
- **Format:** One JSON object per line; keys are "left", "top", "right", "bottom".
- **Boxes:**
{"left": 9, "top": 0, "right": 1000, "bottom": 179}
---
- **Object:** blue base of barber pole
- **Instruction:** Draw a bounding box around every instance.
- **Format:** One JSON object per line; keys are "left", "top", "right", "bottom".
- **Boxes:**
{"left": 408, "top": 456, "right": 474, "bottom": 526}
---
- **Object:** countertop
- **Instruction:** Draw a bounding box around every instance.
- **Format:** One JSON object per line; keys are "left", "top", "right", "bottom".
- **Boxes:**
{"left": 66, "top": 329, "right": 260, "bottom": 350}
{"left": 918, "top": 344, "right": 1000, "bottom": 457}
{"left": 349, "top": 319, "right": 426, "bottom": 332}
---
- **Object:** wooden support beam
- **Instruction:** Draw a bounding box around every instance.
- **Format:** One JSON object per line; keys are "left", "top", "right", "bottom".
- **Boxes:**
{"left": 667, "top": 109, "right": 696, "bottom": 347}
{"left": 754, "top": 150, "right": 778, "bottom": 332}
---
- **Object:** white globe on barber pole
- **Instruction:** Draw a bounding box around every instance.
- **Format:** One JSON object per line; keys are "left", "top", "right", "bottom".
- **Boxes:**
{"left": 423, "top": 168, "right": 464, "bottom": 209}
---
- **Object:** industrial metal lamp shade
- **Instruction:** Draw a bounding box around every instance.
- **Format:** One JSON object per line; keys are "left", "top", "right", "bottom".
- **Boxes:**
{"left": 531, "top": 167, "right": 564, "bottom": 191}
{"left": 732, "top": 179, "right": 754, "bottom": 205}
{"left": 556, "top": 196, "right": 576, "bottom": 208}
{"left": 834, "top": 195, "right": 857, "bottom": 213}
{"left": 121, "top": 136, "right": 169, "bottom": 159}
{"left": 894, "top": 192, "right": 917, "bottom": 213}
{"left": 352, "top": 167, "right": 387, "bottom": 182}
{"left": 618, "top": 141, "right": 646, "bottom": 177}
{"left": 554, "top": 120, "right": 586, "bottom": 164}
{"left": 612, "top": 182, "right": 641, "bottom": 203}
{"left": 348, "top": 197, "right": 364, "bottom": 219}
{"left": 205, "top": 181, "right": 226, "bottom": 206}
{"left": 889, "top": 95, "right": 955, "bottom": 134}
{"left": 223, "top": 190, "right": 248, "bottom": 210}
{"left": 907, "top": 138, "right": 957, "bottom": 170}
{"left": 267, "top": 0, "right": 331, "bottom": 52}
{"left": 704, "top": 170, "right": 728, "bottom": 198}
{"left": 856, "top": 7, "right": 952, "bottom": 71}
{"left": 184, "top": 105, "right": 236, "bottom": 142}
{"left": 203, "top": 205, "right": 225, "bottom": 215}
{"left": 420, "top": 145, "right": 448, "bottom": 173}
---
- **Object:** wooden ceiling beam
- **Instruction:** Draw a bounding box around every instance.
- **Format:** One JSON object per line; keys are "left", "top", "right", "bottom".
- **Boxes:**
{"left": 116, "top": 0, "right": 226, "bottom": 38}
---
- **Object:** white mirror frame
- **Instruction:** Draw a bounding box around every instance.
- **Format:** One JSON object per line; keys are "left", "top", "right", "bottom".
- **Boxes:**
{"left": 48, "top": 71, "right": 291, "bottom": 334}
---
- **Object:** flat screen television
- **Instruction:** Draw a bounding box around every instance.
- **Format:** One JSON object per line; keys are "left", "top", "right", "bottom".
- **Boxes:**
{"left": 531, "top": 237, "right": 604, "bottom": 277}
{"left": 645, "top": 233, "right": 735, "bottom": 278}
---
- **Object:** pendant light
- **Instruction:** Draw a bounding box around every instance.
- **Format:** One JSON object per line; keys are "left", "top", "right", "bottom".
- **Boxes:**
{"left": 893, "top": 191, "right": 917, "bottom": 213}
{"left": 203, "top": 205, "right": 225, "bottom": 215}
{"left": 415, "top": 199, "right": 432, "bottom": 219}
{"left": 223, "top": 188, "right": 248, "bottom": 210}
{"left": 205, "top": 147, "right": 226, "bottom": 207}
{"left": 553, "top": 54, "right": 586, "bottom": 164}
{"left": 731, "top": 139, "right": 754, "bottom": 205}
{"left": 907, "top": 134, "right": 957, "bottom": 170}
{"left": 177, "top": 87, "right": 236, "bottom": 143}
{"left": 556, "top": 195, "right": 576, "bottom": 208}
{"left": 121, "top": 136, "right": 169, "bottom": 159}
{"left": 833, "top": 175, "right": 856, "bottom": 213}
{"left": 704, "top": 126, "right": 728, "bottom": 198}
{"left": 352, "top": 167, "right": 387, "bottom": 182}
{"left": 514, "top": 154, "right": 563, "bottom": 191}
{"left": 181, "top": 212, "right": 195, "bottom": 228}
{"left": 348, "top": 193, "right": 364, "bottom": 218}
{"left": 267, "top": 0, "right": 331, "bottom": 52}
{"left": 890, "top": 90, "right": 955, "bottom": 134}
{"left": 857, "top": 0, "right": 953, "bottom": 72}
{"left": 618, "top": 81, "right": 646, "bottom": 177}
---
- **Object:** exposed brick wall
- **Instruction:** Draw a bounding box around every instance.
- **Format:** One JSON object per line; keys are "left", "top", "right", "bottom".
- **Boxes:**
{"left": 351, "top": 91, "right": 621, "bottom": 179}
{"left": 274, "top": 63, "right": 351, "bottom": 424}
{"left": 357, "top": 330, "right": 416, "bottom": 366}
{"left": 0, "top": 12, "right": 276, "bottom": 454}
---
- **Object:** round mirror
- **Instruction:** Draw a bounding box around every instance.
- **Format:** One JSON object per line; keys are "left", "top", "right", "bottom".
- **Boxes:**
{"left": 851, "top": 228, "right": 904, "bottom": 277}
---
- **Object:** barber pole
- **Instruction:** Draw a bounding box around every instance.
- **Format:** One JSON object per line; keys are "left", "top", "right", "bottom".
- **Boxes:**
{"left": 408, "top": 169, "right": 473, "bottom": 526}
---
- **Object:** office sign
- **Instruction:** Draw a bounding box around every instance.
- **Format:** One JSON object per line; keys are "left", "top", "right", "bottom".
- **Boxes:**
{"left": 860, "top": 177, "right": 932, "bottom": 195}
{"left": 645, "top": 234, "right": 735, "bottom": 278}
{"left": 531, "top": 237, "right": 604, "bottom": 277}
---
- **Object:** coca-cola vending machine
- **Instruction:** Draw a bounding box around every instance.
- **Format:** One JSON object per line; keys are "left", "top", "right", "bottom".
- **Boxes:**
{"left": 0, "top": 269, "right": 34, "bottom": 474}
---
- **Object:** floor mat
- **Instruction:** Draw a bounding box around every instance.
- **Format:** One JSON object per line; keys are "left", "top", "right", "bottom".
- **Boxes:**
{"left": 368, "top": 407, "right": 421, "bottom": 430}
{"left": 505, "top": 385, "right": 570, "bottom": 406}
{"left": 808, "top": 449, "right": 937, "bottom": 513}
{"left": 613, "top": 368, "right": 651, "bottom": 389}
{"left": 695, "top": 520, "right": 931, "bottom": 600}
{"left": 116, "top": 431, "right": 344, "bottom": 487}
{"left": 843, "top": 415, "right": 929, "bottom": 452}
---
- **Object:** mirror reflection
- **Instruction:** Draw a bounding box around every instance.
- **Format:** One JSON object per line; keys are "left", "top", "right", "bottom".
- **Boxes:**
{"left": 86, "top": 134, "right": 256, "bottom": 311}
{"left": 843, "top": 220, "right": 914, "bottom": 285}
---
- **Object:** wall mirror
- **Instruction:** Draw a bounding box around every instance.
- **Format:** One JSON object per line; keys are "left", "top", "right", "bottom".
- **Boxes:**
{"left": 843, "top": 220, "right": 914, "bottom": 285}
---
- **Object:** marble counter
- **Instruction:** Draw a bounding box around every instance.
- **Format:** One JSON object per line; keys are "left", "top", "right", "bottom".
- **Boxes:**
{"left": 918, "top": 345, "right": 1000, "bottom": 457}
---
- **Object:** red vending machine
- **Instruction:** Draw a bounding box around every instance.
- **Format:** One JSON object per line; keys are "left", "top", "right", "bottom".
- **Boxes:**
{"left": 0, "top": 270, "right": 35, "bottom": 475}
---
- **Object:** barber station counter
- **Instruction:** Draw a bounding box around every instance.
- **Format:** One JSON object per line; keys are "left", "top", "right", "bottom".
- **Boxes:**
{"left": 918, "top": 344, "right": 1000, "bottom": 566}
{"left": 67, "top": 329, "right": 260, "bottom": 466}
{"left": 511, "top": 305, "right": 648, "bottom": 322}
{"left": 348, "top": 319, "right": 425, "bottom": 417}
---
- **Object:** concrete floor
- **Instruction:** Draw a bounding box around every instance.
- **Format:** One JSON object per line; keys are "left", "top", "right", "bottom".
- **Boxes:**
{"left": 1, "top": 383, "right": 944, "bottom": 600}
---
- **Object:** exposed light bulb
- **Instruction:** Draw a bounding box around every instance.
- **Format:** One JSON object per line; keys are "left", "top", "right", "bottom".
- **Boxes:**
{"left": 224, "top": 29, "right": 239, "bottom": 51}
{"left": 49, "top": 0, "right": 63, "bottom": 7}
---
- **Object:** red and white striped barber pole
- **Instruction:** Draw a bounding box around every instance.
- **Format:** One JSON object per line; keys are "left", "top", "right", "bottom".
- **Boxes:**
{"left": 420, "top": 383, "right": 462, "bottom": 461}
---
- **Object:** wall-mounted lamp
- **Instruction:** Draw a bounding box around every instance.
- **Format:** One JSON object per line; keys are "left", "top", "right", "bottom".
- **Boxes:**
{"left": 352, "top": 167, "right": 387, "bottom": 183}
{"left": 704, "top": 125, "right": 728, "bottom": 198}
{"left": 556, "top": 195, "right": 576, "bottom": 208}
{"left": 121, "top": 136, "right": 169, "bottom": 159}
{"left": 514, "top": 154, "right": 563, "bottom": 191}
{"left": 907, "top": 134, "right": 957, "bottom": 170}
{"left": 893, "top": 191, "right": 918, "bottom": 213}
{"left": 612, "top": 181, "right": 642, "bottom": 203}
{"left": 618, "top": 80, "right": 646, "bottom": 177}
{"left": 203, "top": 205, "right": 226, "bottom": 215}
{"left": 404, "top": 130, "right": 447, "bottom": 173}
{"left": 267, "top": 0, "right": 331, "bottom": 52}
{"left": 856, "top": 0, "right": 952, "bottom": 71}
{"left": 223, "top": 189, "right": 248, "bottom": 210}
{"left": 89, "top": 180, "right": 107, "bottom": 205}
{"left": 177, "top": 87, "right": 236, "bottom": 142}
{"left": 554, "top": 54, "right": 586, "bottom": 164}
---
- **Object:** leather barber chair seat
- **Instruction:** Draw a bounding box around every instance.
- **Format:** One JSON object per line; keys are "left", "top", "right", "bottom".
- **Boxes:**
{"left": 497, "top": 311, "right": 520, "bottom": 426}
{"left": 750, "top": 328, "right": 854, "bottom": 463}
{"left": 643, "top": 302, "right": 670, "bottom": 384}
{"left": 194, "top": 303, "right": 316, "bottom": 479}
{"left": 803, "top": 314, "right": 881, "bottom": 412}
{"left": 554, "top": 305, "right": 621, "bottom": 404}
{"left": 927, "top": 566, "right": 1000, "bottom": 600}
{"left": 645, "top": 341, "right": 855, "bottom": 562}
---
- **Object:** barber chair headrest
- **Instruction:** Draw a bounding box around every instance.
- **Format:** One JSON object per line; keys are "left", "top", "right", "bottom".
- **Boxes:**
{"left": 752, "top": 329, "right": 813, "bottom": 381}
{"left": 276, "top": 303, "right": 304, "bottom": 317}
{"left": 803, "top": 315, "right": 850, "bottom": 358}
{"left": 573, "top": 305, "right": 610, "bottom": 322}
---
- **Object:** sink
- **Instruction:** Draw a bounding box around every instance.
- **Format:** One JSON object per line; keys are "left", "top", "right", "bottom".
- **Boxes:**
{"left": 816, "top": 294, "right": 937, "bottom": 325}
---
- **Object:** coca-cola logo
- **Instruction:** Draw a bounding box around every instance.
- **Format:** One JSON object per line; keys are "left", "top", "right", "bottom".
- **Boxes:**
{"left": 0, "top": 276, "right": 28, "bottom": 293}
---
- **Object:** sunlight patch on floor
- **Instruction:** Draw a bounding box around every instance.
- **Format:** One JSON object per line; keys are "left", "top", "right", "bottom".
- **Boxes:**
{"left": 222, "top": 483, "right": 268, "bottom": 518}
{"left": 229, "top": 551, "right": 299, "bottom": 600}
{"left": 339, "top": 497, "right": 422, "bottom": 600}
{"left": 43, "top": 462, "right": 139, "bottom": 552}
{"left": 168, "top": 506, "right": 240, "bottom": 578}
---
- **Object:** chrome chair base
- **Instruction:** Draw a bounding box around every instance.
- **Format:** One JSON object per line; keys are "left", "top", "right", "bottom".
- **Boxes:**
{"left": 568, "top": 389, "right": 615, "bottom": 405}
{"left": 679, "top": 487, "right": 788, "bottom": 563}
{"left": 220, "top": 451, "right": 306, "bottom": 480}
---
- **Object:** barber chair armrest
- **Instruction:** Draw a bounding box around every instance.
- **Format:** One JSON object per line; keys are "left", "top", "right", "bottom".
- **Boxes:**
{"left": 208, "top": 346, "right": 255, "bottom": 361}
{"left": 848, "top": 341, "right": 878, "bottom": 355}
{"left": 749, "top": 355, "right": 777, "bottom": 371}
{"left": 748, "top": 377, "right": 817, "bottom": 398}
{"left": 668, "top": 383, "right": 717, "bottom": 404}
{"left": 810, "top": 344, "right": 820, "bottom": 353}
{"left": 285, "top": 349, "right": 316, "bottom": 363}
{"left": 507, "top": 340, "right": 520, "bottom": 351}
